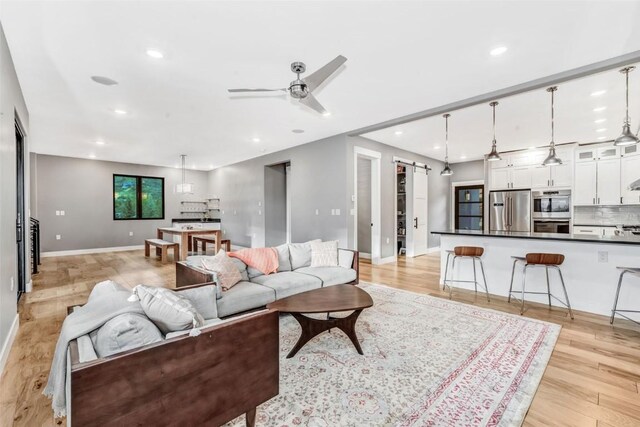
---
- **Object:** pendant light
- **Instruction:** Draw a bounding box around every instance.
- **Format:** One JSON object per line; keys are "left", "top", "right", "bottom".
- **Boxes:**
{"left": 542, "top": 86, "right": 562, "bottom": 166}
{"left": 486, "top": 101, "right": 502, "bottom": 161}
{"left": 176, "top": 154, "right": 194, "bottom": 193}
{"left": 614, "top": 66, "right": 639, "bottom": 147}
{"left": 440, "top": 113, "right": 453, "bottom": 176}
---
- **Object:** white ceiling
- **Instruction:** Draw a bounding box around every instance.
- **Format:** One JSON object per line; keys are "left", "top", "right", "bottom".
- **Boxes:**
{"left": 363, "top": 63, "right": 640, "bottom": 163}
{"left": 1, "top": 1, "right": 640, "bottom": 170}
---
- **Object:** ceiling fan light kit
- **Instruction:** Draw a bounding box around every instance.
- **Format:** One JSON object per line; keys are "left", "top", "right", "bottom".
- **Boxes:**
{"left": 542, "top": 86, "right": 562, "bottom": 166}
{"left": 486, "top": 101, "right": 502, "bottom": 161}
{"left": 228, "top": 55, "right": 347, "bottom": 115}
{"left": 614, "top": 66, "right": 639, "bottom": 147}
{"left": 440, "top": 113, "right": 454, "bottom": 176}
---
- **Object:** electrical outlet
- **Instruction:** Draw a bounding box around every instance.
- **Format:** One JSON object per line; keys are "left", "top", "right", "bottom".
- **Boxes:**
{"left": 10, "top": 276, "right": 14, "bottom": 292}
{"left": 598, "top": 251, "right": 608, "bottom": 263}
{"left": 350, "top": 208, "right": 355, "bottom": 215}
{"left": 386, "top": 237, "right": 390, "bottom": 244}
{"left": 55, "top": 210, "right": 60, "bottom": 216}
{"left": 221, "top": 210, "right": 225, "bottom": 215}
{"left": 315, "top": 209, "right": 319, "bottom": 216}
{"left": 129, "top": 231, "right": 134, "bottom": 236}
{"left": 351, "top": 195, "right": 356, "bottom": 202}
{"left": 258, "top": 201, "right": 262, "bottom": 207}
{"left": 335, "top": 209, "right": 341, "bottom": 216}
{"left": 56, "top": 234, "right": 61, "bottom": 240}
{"left": 223, "top": 229, "right": 226, "bottom": 234}
{"left": 258, "top": 209, "right": 262, "bottom": 215}
{"left": 233, "top": 210, "right": 237, "bottom": 215}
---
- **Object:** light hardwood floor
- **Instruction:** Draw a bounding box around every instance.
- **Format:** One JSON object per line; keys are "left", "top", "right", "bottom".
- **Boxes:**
{"left": 1, "top": 250, "right": 639, "bottom": 426}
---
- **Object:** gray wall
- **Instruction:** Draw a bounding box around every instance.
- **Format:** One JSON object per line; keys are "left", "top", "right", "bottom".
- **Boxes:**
{"left": 31, "top": 154, "right": 209, "bottom": 251}
{"left": 264, "top": 163, "right": 287, "bottom": 247}
{"left": 357, "top": 157, "right": 372, "bottom": 253}
{"left": 346, "top": 136, "right": 449, "bottom": 257}
{"left": 450, "top": 159, "right": 485, "bottom": 183}
{"left": 0, "top": 23, "right": 30, "bottom": 369}
{"left": 208, "top": 135, "right": 349, "bottom": 248}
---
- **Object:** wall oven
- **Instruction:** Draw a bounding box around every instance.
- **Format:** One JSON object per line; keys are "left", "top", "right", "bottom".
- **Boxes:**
{"left": 533, "top": 219, "right": 570, "bottom": 234}
{"left": 532, "top": 190, "right": 571, "bottom": 219}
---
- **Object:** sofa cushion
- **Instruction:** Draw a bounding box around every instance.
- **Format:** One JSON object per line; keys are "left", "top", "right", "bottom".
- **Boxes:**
{"left": 310, "top": 240, "right": 339, "bottom": 267}
{"left": 338, "top": 249, "right": 355, "bottom": 269}
{"left": 295, "top": 267, "right": 357, "bottom": 287}
{"left": 175, "top": 285, "right": 218, "bottom": 320}
{"left": 288, "top": 239, "right": 321, "bottom": 270}
{"left": 90, "top": 312, "right": 163, "bottom": 358}
{"left": 251, "top": 272, "right": 322, "bottom": 299}
{"left": 186, "top": 255, "right": 249, "bottom": 281}
{"left": 216, "top": 281, "right": 276, "bottom": 318}
{"left": 131, "top": 285, "right": 205, "bottom": 334}
{"left": 274, "top": 243, "right": 292, "bottom": 272}
{"left": 201, "top": 250, "right": 243, "bottom": 291}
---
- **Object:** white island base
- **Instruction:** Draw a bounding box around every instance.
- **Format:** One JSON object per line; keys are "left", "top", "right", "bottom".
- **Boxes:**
{"left": 438, "top": 233, "right": 640, "bottom": 319}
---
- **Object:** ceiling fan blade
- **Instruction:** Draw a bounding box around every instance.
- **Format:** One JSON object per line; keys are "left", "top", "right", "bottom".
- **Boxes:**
{"left": 227, "top": 88, "right": 287, "bottom": 93}
{"left": 304, "top": 55, "right": 347, "bottom": 92}
{"left": 299, "top": 93, "right": 327, "bottom": 114}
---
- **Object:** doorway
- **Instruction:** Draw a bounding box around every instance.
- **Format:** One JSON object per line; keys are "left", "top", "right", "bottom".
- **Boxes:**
{"left": 353, "top": 147, "right": 381, "bottom": 263}
{"left": 454, "top": 184, "right": 484, "bottom": 230}
{"left": 264, "top": 162, "right": 290, "bottom": 246}
{"left": 15, "top": 119, "right": 26, "bottom": 300}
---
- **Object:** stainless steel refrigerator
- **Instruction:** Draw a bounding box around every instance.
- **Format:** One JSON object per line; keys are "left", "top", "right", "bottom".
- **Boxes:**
{"left": 489, "top": 190, "right": 531, "bottom": 232}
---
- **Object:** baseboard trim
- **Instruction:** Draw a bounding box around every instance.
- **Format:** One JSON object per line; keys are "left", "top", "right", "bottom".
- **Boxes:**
{"left": 359, "top": 252, "right": 372, "bottom": 260}
{"left": 0, "top": 314, "right": 19, "bottom": 377}
{"left": 427, "top": 246, "right": 441, "bottom": 254}
{"left": 373, "top": 255, "right": 397, "bottom": 265}
{"left": 25, "top": 280, "right": 32, "bottom": 293}
{"left": 42, "top": 245, "right": 145, "bottom": 258}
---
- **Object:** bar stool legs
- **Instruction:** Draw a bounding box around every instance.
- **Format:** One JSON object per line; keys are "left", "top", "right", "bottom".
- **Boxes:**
{"left": 442, "top": 255, "right": 490, "bottom": 302}
{"left": 610, "top": 268, "right": 640, "bottom": 325}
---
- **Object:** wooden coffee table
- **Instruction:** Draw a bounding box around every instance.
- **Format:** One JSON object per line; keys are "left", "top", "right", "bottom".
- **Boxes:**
{"left": 267, "top": 285, "right": 373, "bottom": 358}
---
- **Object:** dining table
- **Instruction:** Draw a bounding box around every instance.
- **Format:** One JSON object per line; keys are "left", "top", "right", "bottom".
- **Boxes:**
{"left": 156, "top": 227, "right": 221, "bottom": 261}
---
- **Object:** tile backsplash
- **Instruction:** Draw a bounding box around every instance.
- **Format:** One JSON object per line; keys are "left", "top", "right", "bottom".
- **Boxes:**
{"left": 574, "top": 205, "right": 640, "bottom": 226}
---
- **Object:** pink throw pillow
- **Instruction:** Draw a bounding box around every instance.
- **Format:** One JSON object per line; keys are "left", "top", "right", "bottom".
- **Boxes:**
{"left": 201, "top": 251, "right": 243, "bottom": 291}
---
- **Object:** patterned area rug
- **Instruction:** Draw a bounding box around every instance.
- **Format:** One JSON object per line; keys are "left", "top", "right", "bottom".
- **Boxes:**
{"left": 227, "top": 283, "right": 560, "bottom": 427}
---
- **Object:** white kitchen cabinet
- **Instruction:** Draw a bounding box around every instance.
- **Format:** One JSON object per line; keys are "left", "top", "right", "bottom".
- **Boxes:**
{"left": 550, "top": 163, "right": 573, "bottom": 187}
{"left": 574, "top": 162, "right": 597, "bottom": 205}
{"left": 490, "top": 167, "right": 512, "bottom": 190}
{"left": 596, "top": 146, "right": 620, "bottom": 160}
{"left": 575, "top": 147, "right": 598, "bottom": 163}
{"left": 596, "top": 158, "right": 621, "bottom": 205}
{"left": 530, "top": 165, "right": 550, "bottom": 188}
{"left": 573, "top": 226, "right": 602, "bottom": 236}
{"left": 511, "top": 166, "right": 531, "bottom": 189}
{"left": 621, "top": 154, "right": 640, "bottom": 205}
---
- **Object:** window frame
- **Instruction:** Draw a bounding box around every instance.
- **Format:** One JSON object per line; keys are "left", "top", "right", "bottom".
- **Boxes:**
{"left": 113, "top": 174, "right": 165, "bottom": 221}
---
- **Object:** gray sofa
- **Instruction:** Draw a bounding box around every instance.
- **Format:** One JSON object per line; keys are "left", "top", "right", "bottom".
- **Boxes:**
{"left": 176, "top": 243, "right": 359, "bottom": 318}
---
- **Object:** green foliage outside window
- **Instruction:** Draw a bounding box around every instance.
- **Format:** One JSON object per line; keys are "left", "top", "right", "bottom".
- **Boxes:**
{"left": 113, "top": 175, "right": 164, "bottom": 220}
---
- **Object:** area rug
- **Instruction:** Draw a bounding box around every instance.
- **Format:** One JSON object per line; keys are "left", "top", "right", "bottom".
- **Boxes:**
{"left": 226, "top": 283, "right": 561, "bottom": 427}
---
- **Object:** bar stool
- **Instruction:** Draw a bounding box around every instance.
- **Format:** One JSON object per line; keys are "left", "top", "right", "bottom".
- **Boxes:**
{"left": 442, "top": 246, "right": 490, "bottom": 301}
{"left": 610, "top": 267, "right": 640, "bottom": 325}
{"left": 508, "top": 253, "right": 574, "bottom": 319}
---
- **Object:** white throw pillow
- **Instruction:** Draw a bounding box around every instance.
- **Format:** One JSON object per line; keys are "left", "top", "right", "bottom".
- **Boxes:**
{"left": 310, "top": 240, "right": 339, "bottom": 267}
{"left": 289, "top": 239, "right": 321, "bottom": 270}
{"left": 129, "top": 285, "right": 204, "bottom": 335}
{"left": 90, "top": 312, "right": 163, "bottom": 358}
{"left": 201, "top": 249, "right": 243, "bottom": 291}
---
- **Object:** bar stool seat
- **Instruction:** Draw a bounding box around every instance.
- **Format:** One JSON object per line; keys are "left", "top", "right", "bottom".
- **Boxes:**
{"left": 508, "top": 252, "right": 573, "bottom": 319}
{"left": 610, "top": 266, "right": 640, "bottom": 325}
{"left": 443, "top": 246, "right": 490, "bottom": 302}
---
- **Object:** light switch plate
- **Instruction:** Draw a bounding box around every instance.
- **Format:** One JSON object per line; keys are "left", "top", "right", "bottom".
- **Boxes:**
{"left": 598, "top": 251, "right": 608, "bottom": 263}
{"left": 55, "top": 211, "right": 60, "bottom": 216}
{"left": 315, "top": 209, "right": 319, "bottom": 216}
{"left": 60, "top": 210, "right": 65, "bottom": 216}
{"left": 335, "top": 209, "right": 341, "bottom": 216}
{"left": 56, "top": 234, "right": 61, "bottom": 240}
{"left": 258, "top": 209, "right": 262, "bottom": 215}
{"left": 10, "top": 277, "right": 14, "bottom": 292}
{"left": 129, "top": 231, "right": 134, "bottom": 236}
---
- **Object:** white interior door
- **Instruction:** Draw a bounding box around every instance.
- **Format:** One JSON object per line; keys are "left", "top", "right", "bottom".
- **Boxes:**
{"left": 407, "top": 167, "right": 428, "bottom": 257}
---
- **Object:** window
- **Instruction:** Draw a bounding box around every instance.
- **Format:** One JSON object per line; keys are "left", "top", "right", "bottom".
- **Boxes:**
{"left": 454, "top": 185, "right": 483, "bottom": 230}
{"left": 113, "top": 174, "right": 164, "bottom": 220}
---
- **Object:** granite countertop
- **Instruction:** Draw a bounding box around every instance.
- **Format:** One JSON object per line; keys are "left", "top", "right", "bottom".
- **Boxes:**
{"left": 432, "top": 229, "right": 640, "bottom": 245}
{"left": 171, "top": 218, "right": 221, "bottom": 223}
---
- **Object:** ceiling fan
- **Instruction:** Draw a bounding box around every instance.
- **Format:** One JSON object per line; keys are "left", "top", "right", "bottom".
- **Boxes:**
{"left": 228, "top": 55, "right": 347, "bottom": 114}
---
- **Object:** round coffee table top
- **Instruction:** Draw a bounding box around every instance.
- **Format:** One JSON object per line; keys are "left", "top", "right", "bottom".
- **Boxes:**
{"left": 267, "top": 284, "right": 373, "bottom": 314}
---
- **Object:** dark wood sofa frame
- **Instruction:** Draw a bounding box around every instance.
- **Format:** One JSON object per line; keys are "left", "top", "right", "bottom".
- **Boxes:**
{"left": 176, "top": 248, "right": 360, "bottom": 288}
{"left": 68, "top": 283, "right": 279, "bottom": 427}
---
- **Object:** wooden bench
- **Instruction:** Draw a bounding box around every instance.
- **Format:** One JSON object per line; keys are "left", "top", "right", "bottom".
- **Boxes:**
{"left": 192, "top": 236, "right": 231, "bottom": 253}
{"left": 145, "top": 238, "right": 180, "bottom": 263}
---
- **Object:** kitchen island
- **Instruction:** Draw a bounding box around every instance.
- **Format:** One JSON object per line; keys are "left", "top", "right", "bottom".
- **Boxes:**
{"left": 432, "top": 230, "right": 640, "bottom": 318}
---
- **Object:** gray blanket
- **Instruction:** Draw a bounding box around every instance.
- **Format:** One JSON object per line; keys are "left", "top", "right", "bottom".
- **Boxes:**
{"left": 43, "top": 281, "right": 144, "bottom": 418}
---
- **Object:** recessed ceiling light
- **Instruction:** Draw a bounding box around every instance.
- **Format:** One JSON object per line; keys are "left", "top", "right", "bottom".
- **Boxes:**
{"left": 490, "top": 46, "right": 508, "bottom": 56}
{"left": 591, "top": 90, "right": 606, "bottom": 97}
{"left": 95, "top": 140, "right": 105, "bottom": 145}
{"left": 291, "top": 129, "right": 305, "bottom": 134}
{"left": 597, "top": 136, "right": 607, "bottom": 140}
{"left": 252, "top": 137, "right": 261, "bottom": 143}
{"left": 394, "top": 130, "right": 403, "bottom": 135}
{"left": 90, "top": 76, "right": 118, "bottom": 86}
{"left": 596, "top": 128, "right": 607, "bottom": 132}
{"left": 433, "top": 145, "right": 440, "bottom": 149}
{"left": 593, "top": 106, "right": 607, "bottom": 112}
{"left": 146, "top": 49, "right": 164, "bottom": 59}
{"left": 322, "top": 111, "right": 331, "bottom": 116}
{"left": 594, "top": 118, "right": 606, "bottom": 124}
{"left": 114, "top": 109, "right": 127, "bottom": 115}
{"left": 88, "top": 154, "right": 96, "bottom": 159}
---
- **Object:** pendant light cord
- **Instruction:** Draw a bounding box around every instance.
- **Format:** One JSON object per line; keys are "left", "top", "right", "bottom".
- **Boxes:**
{"left": 548, "top": 86, "right": 557, "bottom": 148}
{"left": 492, "top": 103, "right": 497, "bottom": 142}
{"left": 625, "top": 68, "right": 630, "bottom": 125}
{"left": 443, "top": 113, "right": 450, "bottom": 162}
